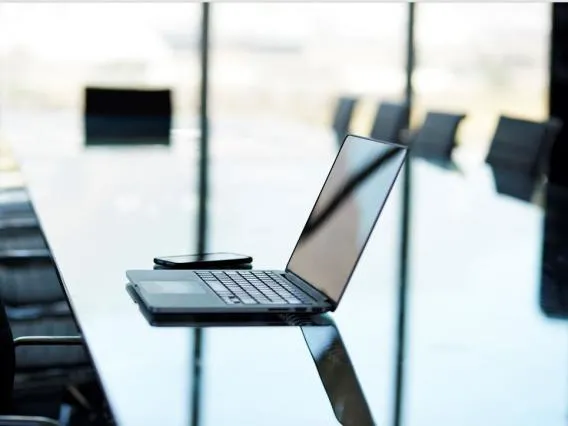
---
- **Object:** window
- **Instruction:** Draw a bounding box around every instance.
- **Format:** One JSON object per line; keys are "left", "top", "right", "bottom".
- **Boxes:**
{"left": 413, "top": 3, "right": 551, "bottom": 162}
{"left": 210, "top": 4, "right": 408, "bottom": 156}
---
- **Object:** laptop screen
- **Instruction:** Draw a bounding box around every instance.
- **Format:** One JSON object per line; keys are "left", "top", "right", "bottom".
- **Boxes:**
{"left": 286, "top": 135, "right": 407, "bottom": 303}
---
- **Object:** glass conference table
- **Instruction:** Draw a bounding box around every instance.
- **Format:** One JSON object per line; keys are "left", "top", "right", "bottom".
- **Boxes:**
{"left": 9, "top": 129, "right": 568, "bottom": 426}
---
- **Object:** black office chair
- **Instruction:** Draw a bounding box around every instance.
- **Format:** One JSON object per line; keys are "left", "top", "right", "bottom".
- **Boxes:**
{"left": 0, "top": 259, "right": 68, "bottom": 316}
{"left": 0, "top": 133, "right": 33, "bottom": 212}
{"left": 0, "top": 193, "right": 38, "bottom": 230}
{"left": 0, "top": 216, "right": 39, "bottom": 233}
{"left": 369, "top": 101, "right": 409, "bottom": 144}
{"left": 0, "top": 296, "right": 83, "bottom": 426}
{"left": 0, "top": 151, "right": 41, "bottom": 239}
{"left": 489, "top": 167, "right": 541, "bottom": 202}
{"left": 0, "top": 257, "right": 90, "bottom": 394}
{"left": 0, "top": 137, "right": 45, "bottom": 245}
{"left": 332, "top": 96, "right": 358, "bottom": 146}
{"left": 409, "top": 111, "right": 466, "bottom": 162}
{"left": 0, "top": 227, "right": 46, "bottom": 252}
{"left": 485, "top": 115, "right": 551, "bottom": 176}
{"left": 0, "top": 161, "right": 67, "bottom": 321}
{"left": 10, "top": 319, "right": 93, "bottom": 423}
{"left": 0, "top": 153, "right": 66, "bottom": 312}
{"left": 0, "top": 249, "right": 77, "bottom": 408}
{"left": 84, "top": 87, "right": 172, "bottom": 146}
{"left": 0, "top": 211, "right": 68, "bottom": 315}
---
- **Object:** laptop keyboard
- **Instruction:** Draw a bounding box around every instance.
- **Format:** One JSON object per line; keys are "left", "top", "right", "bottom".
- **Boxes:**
{"left": 196, "top": 271, "right": 315, "bottom": 305}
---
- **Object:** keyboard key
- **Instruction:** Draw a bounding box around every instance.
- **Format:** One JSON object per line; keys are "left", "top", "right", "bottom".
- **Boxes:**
{"left": 246, "top": 290, "right": 268, "bottom": 302}
{"left": 260, "top": 291, "right": 281, "bottom": 301}
{"left": 208, "top": 282, "right": 226, "bottom": 290}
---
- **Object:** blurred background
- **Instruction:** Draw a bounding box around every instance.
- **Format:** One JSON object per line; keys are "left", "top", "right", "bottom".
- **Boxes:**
{"left": 0, "top": 3, "right": 550, "bottom": 161}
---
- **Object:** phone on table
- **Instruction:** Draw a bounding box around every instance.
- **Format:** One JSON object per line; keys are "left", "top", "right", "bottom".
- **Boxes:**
{"left": 153, "top": 252, "right": 253, "bottom": 269}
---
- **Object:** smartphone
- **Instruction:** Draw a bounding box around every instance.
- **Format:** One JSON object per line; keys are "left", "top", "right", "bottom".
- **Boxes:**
{"left": 153, "top": 252, "right": 253, "bottom": 269}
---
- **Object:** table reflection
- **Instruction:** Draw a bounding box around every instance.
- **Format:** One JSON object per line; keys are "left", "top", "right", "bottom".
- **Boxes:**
{"left": 300, "top": 315, "right": 374, "bottom": 426}
{"left": 127, "top": 280, "right": 373, "bottom": 425}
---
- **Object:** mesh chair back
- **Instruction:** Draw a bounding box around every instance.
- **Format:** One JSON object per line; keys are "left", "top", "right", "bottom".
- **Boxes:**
{"left": 485, "top": 115, "right": 549, "bottom": 175}
{"left": 332, "top": 97, "right": 358, "bottom": 144}
{"left": 411, "top": 111, "right": 466, "bottom": 160}
{"left": 369, "top": 101, "right": 409, "bottom": 144}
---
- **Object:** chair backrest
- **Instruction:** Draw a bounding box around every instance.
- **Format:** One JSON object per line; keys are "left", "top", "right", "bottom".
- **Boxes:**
{"left": 369, "top": 101, "right": 409, "bottom": 144}
{"left": 332, "top": 97, "right": 358, "bottom": 144}
{"left": 84, "top": 87, "right": 172, "bottom": 146}
{"left": 485, "top": 115, "right": 549, "bottom": 175}
{"left": 0, "top": 262, "right": 66, "bottom": 306}
{"left": 410, "top": 111, "right": 466, "bottom": 160}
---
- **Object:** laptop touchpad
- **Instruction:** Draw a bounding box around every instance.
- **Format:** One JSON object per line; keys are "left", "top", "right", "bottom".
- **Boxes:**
{"left": 140, "top": 280, "right": 206, "bottom": 295}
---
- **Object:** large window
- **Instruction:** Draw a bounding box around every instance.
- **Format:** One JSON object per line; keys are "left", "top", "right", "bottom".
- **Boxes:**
{"left": 412, "top": 3, "right": 551, "bottom": 162}
{"left": 0, "top": 4, "right": 551, "bottom": 158}
{"left": 210, "top": 4, "right": 408, "bottom": 157}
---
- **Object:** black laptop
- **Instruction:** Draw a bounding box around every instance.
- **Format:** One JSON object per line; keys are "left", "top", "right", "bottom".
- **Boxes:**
{"left": 126, "top": 135, "right": 407, "bottom": 314}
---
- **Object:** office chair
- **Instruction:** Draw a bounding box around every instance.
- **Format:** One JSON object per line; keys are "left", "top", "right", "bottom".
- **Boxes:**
{"left": 0, "top": 218, "right": 42, "bottom": 252}
{"left": 0, "top": 146, "right": 45, "bottom": 244}
{"left": 409, "top": 111, "right": 466, "bottom": 161}
{"left": 0, "top": 260, "right": 68, "bottom": 316}
{"left": 369, "top": 101, "right": 409, "bottom": 144}
{"left": 0, "top": 204, "right": 65, "bottom": 312}
{"left": 0, "top": 193, "right": 38, "bottom": 229}
{"left": 0, "top": 228, "right": 46, "bottom": 252}
{"left": 485, "top": 115, "right": 551, "bottom": 175}
{"left": 0, "top": 157, "right": 66, "bottom": 319}
{"left": 489, "top": 167, "right": 540, "bottom": 202}
{"left": 84, "top": 87, "right": 172, "bottom": 146}
{"left": 332, "top": 96, "right": 358, "bottom": 146}
{"left": 0, "top": 296, "right": 83, "bottom": 426}
{"left": 0, "top": 159, "right": 40, "bottom": 235}
{"left": 10, "top": 319, "right": 92, "bottom": 421}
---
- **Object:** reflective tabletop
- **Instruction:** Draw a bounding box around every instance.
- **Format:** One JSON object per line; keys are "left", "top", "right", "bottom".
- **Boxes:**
{"left": 10, "top": 126, "right": 568, "bottom": 426}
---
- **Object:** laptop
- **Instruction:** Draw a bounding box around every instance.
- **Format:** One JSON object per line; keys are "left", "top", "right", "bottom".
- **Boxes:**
{"left": 126, "top": 135, "right": 408, "bottom": 315}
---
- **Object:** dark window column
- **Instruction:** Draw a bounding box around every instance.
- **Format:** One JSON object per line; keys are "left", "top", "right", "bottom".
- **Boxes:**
{"left": 549, "top": 3, "right": 568, "bottom": 185}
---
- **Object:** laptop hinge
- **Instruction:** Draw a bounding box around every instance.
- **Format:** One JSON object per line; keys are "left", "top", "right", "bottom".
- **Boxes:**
{"left": 285, "top": 271, "right": 336, "bottom": 308}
